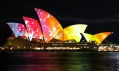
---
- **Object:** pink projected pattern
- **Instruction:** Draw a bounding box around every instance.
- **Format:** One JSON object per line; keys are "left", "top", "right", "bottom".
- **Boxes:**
{"left": 23, "top": 16, "right": 43, "bottom": 41}
{"left": 7, "top": 23, "right": 27, "bottom": 38}
{"left": 17, "top": 23, "right": 28, "bottom": 38}
{"left": 35, "top": 8, "right": 63, "bottom": 43}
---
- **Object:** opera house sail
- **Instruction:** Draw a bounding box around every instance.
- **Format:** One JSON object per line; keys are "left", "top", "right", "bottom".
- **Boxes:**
{"left": 64, "top": 24, "right": 87, "bottom": 42}
{"left": 91, "top": 32, "right": 112, "bottom": 44}
{"left": 82, "top": 32, "right": 112, "bottom": 44}
{"left": 23, "top": 16, "right": 43, "bottom": 41}
{"left": 7, "top": 23, "right": 27, "bottom": 38}
{"left": 82, "top": 33, "right": 93, "bottom": 42}
{"left": 54, "top": 24, "right": 87, "bottom": 42}
{"left": 35, "top": 8, "right": 63, "bottom": 43}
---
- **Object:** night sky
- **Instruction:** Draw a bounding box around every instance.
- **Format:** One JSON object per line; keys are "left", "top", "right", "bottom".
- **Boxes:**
{"left": 0, "top": 0, "right": 119, "bottom": 46}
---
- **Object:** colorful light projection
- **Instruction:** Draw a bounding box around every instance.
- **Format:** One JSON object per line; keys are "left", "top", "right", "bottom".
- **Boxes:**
{"left": 17, "top": 23, "right": 28, "bottom": 38}
{"left": 23, "top": 16, "right": 43, "bottom": 41}
{"left": 92, "top": 32, "right": 112, "bottom": 44}
{"left": 54, "top": 29, "right": 74, "bottom": 41}
{"left": 7, "top": 23, "right": 27, "bottom": 38}
{"left": 54, "top": 24, "right": 87, "bottom": 42}
{"left": 7, "top": 8, "right": 112, "bottom": 44}
{"left": 35, "top": 8, "right": 63, "bottom": 43}
{"left": 82, "top": 33, "right": 93, "bottom": 42}
{"left": 82, "top": 32, "right": 112, "bottom": 44}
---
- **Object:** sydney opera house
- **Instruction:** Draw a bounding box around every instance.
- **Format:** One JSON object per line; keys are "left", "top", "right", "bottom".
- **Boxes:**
{"left": 2, "top": 8, "right": 117, "bottom": 51}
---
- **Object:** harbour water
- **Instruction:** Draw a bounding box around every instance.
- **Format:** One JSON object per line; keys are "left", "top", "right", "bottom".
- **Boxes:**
{"left": 0, "top": 51, "right": 119, "bottom": 71}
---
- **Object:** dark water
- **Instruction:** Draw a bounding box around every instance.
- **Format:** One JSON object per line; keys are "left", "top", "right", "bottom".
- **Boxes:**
{"left": 1, "top": 52, "right": 119, "bottom": 71}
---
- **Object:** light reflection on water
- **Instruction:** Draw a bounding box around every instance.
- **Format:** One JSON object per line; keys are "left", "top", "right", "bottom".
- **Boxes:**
{"left": 1, "top": 52, "right": 119, "bottom": 71}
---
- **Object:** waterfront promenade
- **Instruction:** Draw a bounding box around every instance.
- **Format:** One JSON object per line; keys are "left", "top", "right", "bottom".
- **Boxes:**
{"left": 0, "top": 44, "right": 119, "bottom": 52}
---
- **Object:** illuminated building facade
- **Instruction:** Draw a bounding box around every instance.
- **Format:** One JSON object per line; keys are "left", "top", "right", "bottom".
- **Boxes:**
{"left": 7, "top": 8, "right": 112, "bottom": 45}
{"left": 54, "top": 24, "right": 87, "bottom": 42}
{"left": 35, "top": 8, "right": 63, "bottom": 43}
{"left": 82, "top": 32, "right": 112, "bottom": 44}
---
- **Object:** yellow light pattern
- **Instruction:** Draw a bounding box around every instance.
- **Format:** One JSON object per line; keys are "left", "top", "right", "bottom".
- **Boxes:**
{"left": 82, "top": 33, "right": 93, "bottom": 42}
{"left": 54, "top": 24, "right": 87, "bottom": 42}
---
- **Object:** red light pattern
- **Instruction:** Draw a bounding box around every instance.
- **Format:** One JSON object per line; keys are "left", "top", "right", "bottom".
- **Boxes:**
{"left": 35, "top": 8, "right": 63, "bottom": 43}
{"left": 18, "top": 23, "right": 28, "bottom": 38}
{"left": 23, "top": 16, "right": 43, "bottom": 41}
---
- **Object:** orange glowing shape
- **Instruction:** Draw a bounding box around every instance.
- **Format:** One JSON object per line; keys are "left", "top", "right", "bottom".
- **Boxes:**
{"left": 82, "top": 32, "right": 112, "bottom": 44}
{"left": 92, "top": 32, "right": 112, "bottom": 44}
